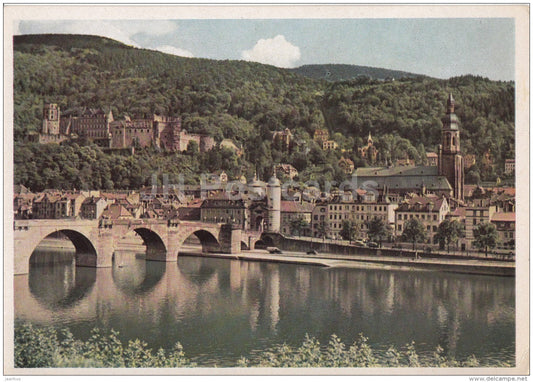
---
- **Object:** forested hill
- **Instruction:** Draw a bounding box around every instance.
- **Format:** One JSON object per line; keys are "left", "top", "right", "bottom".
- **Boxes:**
{"left": 14, "top": 34, "right": 515, "bottom": 191}
{"left": 290, "top": 64, "right": 423, "bottom": 82}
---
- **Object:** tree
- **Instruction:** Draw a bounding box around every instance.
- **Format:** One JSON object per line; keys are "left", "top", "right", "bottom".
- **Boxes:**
{"left": 435, "top": 219, "right": 464, "bottom": 252}
{"left": 473, "top": 222, "right": 499, "bottom": 257}
{"left": 340, "top": 220, "right": 359, "bottom": 243}
{"left": 401, "top": 218, "right": 427, "bottom": 250}
{"left": 186, "top": 140, "right": 199, "bottom": 155}
{"left": 316, "top": 221, "right": 328, "bottom": 241}
{"left": 289, "top": 216, "right": 309, "bottom": 237}
{"left": 367, "top": 217, "right": 392, "bottom": 247}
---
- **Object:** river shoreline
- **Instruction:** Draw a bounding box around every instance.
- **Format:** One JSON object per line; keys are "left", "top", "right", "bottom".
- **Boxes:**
{"left": 34, "top": 239, "right": 515, "bottom": 277}
{"left": 179, "top": 250, "right": 515, "bottom": 277}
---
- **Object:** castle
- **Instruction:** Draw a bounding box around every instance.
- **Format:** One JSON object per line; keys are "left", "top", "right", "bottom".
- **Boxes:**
{"left": 37, "top": 103, "right": 215, "bottom": 152}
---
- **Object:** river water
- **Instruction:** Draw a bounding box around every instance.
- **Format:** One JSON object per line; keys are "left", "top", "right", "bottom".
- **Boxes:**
{"left": 14, "top": 249, "right": 515, "bottom": 367}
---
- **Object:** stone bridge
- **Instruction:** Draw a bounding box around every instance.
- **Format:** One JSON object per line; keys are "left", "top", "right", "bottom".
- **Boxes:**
{"left": 13, "top": 219, "right": 256, "bottom": 275}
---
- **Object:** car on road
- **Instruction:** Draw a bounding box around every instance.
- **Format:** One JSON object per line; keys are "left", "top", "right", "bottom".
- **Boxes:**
{"left": 267, "top": 247, "right": 283, "bottom": 254}
{"left": 367, "top": 241, "right": 379, "bottom": 248}
{"left": 306, "top": 250, "right": 318, "bottom": 255}
{"left": 354, "top": 240, "right": 366, "bottom": 247}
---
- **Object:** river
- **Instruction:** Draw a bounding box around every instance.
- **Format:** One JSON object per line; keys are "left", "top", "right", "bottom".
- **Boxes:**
{"left": 14, "top": 248, "right": 515, "bottom": 367}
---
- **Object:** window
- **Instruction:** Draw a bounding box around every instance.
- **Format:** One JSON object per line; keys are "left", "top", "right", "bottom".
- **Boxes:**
{"left": 398, "top": 225, "right": 402, "bottom": 231}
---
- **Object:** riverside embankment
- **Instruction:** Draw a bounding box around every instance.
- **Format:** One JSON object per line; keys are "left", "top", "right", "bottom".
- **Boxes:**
{"left": 180, "top": 247, "right": 515, "bottom": 277}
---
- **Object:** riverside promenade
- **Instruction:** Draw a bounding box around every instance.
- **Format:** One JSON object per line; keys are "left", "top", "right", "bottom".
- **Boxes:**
{"left": 180, "top": 247, "right": 515, "bottom": 277}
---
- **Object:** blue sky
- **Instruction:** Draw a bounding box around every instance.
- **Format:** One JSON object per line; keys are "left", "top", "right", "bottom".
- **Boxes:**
{"left": 16, "top": 18, "right": 515, "bottom": 81}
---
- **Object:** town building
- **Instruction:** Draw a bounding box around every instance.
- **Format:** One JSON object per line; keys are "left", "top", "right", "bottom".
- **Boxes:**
{"left": 200, "top": 192, "right": 250, "bottom": 230}
{"left": 313, "top": 129, "right": 329, "bottom": 144}
{"left": 490, "top": 212, "right": 515, "bottom": 249}
{"left": 318, "top": 193, "right": 397, "bottom": 240}
{"left": 463, "top": 154, "right": 477, "bottom": 169}
{"left": 464, "top": 199, "right": 497, "bottom": 250}
{"left": 310, "top": 203, "right": 328, "bottom": 238}
{"left": 80, "top": 196, "right": 109, "bottom": 219}
{"left": 280, "top": 201, "right": 314, "bottom": 236}
{"left": 338, "top": 157, "right": 355, "bottom": 175}
{"left": 426, "top": 152, "right": 438, "bottom": 166}
{"left": 322, "top": 140, "right": 338, "bottom": 151}
{"left": 275, "top": 164, "right": 299, "bottom": 180}
{"left": 358, "top": 133, "right": 378, "bottom": 163}
{"left": 395, "top": 195, "right": 450, "bottom": 244}
{"left": 505, "top": 159, "right": 515, "bottom": 175}
{"left": 272, "top": 128, "right": 293, "bottom": 152}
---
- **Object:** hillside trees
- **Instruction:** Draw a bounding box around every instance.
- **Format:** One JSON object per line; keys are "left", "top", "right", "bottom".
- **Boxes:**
{"left": 13, "top": 35, "right": 515, "bottom": 189}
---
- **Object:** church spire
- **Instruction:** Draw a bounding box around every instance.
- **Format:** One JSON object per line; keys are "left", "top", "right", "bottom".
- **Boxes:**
{"left": 447, "top": 93, "right": 455, "bottom": 113}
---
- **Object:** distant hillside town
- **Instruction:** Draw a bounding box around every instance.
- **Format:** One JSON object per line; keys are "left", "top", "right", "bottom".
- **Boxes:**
{"left": 15, "top": 95, "right": 516, "bottom": 254}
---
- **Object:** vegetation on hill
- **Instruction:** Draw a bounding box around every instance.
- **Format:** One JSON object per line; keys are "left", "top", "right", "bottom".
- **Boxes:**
{"left": 290, "top": 63, "right": 423, "bottom": 82}
{"left": 13, "top": 34, "right": 515, "bottom": 191}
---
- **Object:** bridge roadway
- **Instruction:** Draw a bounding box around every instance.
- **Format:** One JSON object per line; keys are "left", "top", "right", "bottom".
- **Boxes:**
{"left": 13, "top": 218, "right": 261, "bottom": 275}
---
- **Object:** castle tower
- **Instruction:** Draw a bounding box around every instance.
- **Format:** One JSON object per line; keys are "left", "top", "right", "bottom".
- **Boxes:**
{"left": 266, "top": 171, "right": 281, "bottom": 233}
{"left": 438, "top": 94, "right": 464, "bottom": 200}
{"left": 42, "top": 103, "right": 60, "bottom": 135}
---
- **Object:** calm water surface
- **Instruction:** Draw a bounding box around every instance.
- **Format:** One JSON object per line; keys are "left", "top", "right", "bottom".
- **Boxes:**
{"left": 15, "top": 249, "right": 515, "bottom": 367}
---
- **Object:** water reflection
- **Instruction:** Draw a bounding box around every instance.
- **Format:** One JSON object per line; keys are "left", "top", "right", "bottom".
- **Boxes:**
{"left": 15, "top": 253, "right": 515, "bottom": 366}
{"left": 28, "top": 249, "right": 96, "bottom": 310}
{"left": 112, "top": 258, "right": 166, "bottom": 296}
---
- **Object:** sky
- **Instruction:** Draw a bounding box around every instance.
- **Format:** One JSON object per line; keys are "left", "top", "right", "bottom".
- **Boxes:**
{"left": 16, "top": 18, "right": 515, "bottom": 81}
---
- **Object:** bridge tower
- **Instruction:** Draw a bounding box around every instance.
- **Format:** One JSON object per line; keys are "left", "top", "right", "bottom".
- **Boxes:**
{"left": 266, "top": 171, "right": 281, "bottom": 233}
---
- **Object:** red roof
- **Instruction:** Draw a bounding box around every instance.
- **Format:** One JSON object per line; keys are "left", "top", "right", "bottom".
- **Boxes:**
{"left": 280, "top": 201, "right": 314, "bottom": 213}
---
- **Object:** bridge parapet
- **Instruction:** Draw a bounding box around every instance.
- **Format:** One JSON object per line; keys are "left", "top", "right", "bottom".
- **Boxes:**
{"left": 13, "top": 218, "right": 245, "bottom": 274}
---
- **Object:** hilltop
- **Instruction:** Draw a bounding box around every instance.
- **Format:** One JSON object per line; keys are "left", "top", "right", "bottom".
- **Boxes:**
{"left": 290, "top": 64, "right": 424, "bottom": 82}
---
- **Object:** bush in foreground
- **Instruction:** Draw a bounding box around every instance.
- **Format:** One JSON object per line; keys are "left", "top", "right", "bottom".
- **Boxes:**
{"left": 15, "top": 322, "right": 512, "bottom": 368}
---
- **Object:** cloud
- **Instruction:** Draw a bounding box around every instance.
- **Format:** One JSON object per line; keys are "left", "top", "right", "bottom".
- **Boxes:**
{"left": 17, "top": 20, "right": 180, "bottom": 47}
{"left": 155, "top": 45, "right": 194, "bottom": 58}
{"left": 241, "top": 35, "right": 301, "bottom": 68}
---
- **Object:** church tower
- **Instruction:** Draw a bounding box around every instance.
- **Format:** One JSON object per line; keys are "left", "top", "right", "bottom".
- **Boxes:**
{"left": 438, "top": 94, "right": 464, "bottom": 200}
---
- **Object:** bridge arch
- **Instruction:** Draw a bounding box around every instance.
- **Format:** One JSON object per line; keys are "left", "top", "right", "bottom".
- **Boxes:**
{"left": 179, "top": 229, "right": 222, "bottom": 254}
{"left": 29, "top": 229, "right": 99, "bottom": 268}
{"left": 132, "top": 227, "right": 167, "bottom": 262}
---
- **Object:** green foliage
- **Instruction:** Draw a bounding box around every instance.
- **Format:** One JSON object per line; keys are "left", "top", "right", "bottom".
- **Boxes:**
{"left": 14, "top": 322, "right": 196, "bottom": 368}
{"left": 367, "top": 217, "right": 392, "bottom": 244}
{"left": 15, "top": 322, "right": 508, "bottom": 368}
{"left": 340, "top": 220, "right": 359, "bottom": 242}
{"left": 401, "top": 218, "right": 428, "bottom": 250}
{"left": 473, "top": 222, "right": 499, "bottom": 256}
{"left": 435, "top": 219, "right": 465, "bottom": 252}
{"left": 13, "top": 34, "right": 515, "bottom": 188}
{"left": 289, "top": 216, "right": 309, "bottom": 236}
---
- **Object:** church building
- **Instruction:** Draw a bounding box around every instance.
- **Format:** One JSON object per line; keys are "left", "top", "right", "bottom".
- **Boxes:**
{"left": 354, "top": 94, "right": 465, "bottom": 200}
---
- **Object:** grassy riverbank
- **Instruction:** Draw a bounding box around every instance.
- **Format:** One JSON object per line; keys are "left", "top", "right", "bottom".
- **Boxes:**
{"left": 14, "top": 322, "right": 513, "bottom": 368}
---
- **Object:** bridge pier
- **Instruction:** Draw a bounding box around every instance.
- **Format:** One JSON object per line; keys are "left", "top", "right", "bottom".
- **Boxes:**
{"left": 219, "top": 224, "right": 242, "bottom": 254}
